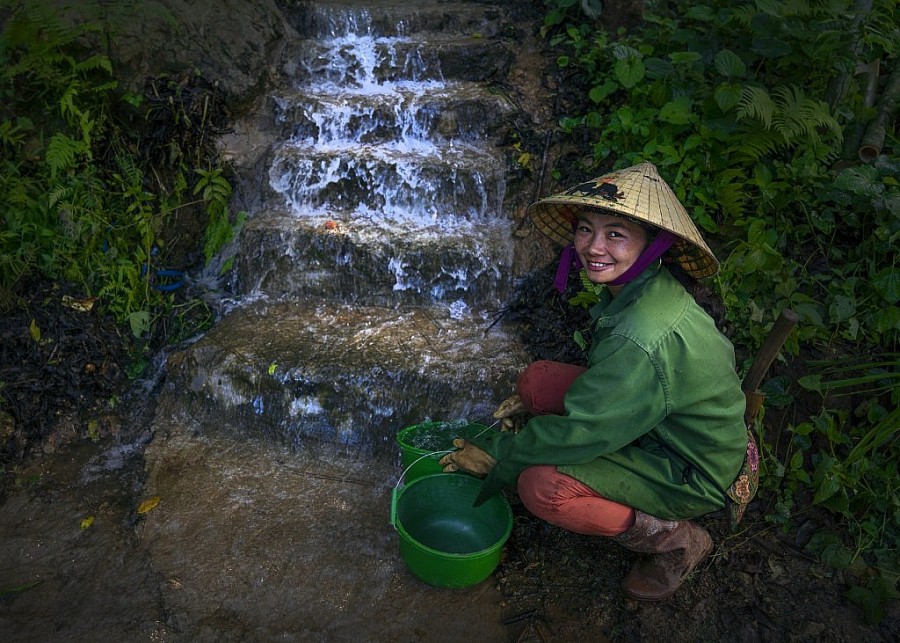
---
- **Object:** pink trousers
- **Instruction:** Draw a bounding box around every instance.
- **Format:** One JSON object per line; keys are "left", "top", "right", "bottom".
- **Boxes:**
{"left": 514, "top": 360, "right": 635, "bottom": 537}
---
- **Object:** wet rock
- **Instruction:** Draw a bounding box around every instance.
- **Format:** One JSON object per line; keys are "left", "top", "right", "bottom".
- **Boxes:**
{"left": 54, "top": 0, "right": 292, "bottom": 103}
{"left": 163, "top": 302, "right": 528, "bottom": 456}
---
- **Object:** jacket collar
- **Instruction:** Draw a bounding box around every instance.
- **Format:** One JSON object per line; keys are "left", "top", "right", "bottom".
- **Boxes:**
{"left": 590, "top": 261, "right": 663, "bottom": 327}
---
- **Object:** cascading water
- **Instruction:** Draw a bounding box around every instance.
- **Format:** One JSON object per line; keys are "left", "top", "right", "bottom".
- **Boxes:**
{"left": 242, "top": 2, "right": 517, "bottom": 310}
{"left": 179, "top": 1, "right": 529, "bottom": 456}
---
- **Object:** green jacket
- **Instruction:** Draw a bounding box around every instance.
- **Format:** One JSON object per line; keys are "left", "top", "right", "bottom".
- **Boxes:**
{"left": 473, "top": 264, "right": 746, "bottom": 519}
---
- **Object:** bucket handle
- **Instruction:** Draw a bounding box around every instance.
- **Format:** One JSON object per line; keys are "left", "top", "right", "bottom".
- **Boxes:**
{"left": 390, "top": 420, "right": 499, "bottom": 527}
{"left": 390, "top": 449, "right": 453, "bottom": 529}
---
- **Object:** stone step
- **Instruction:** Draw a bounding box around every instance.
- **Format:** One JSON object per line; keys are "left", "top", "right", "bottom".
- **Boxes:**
{"left": 272, "top": 82, "right": 515, "bottom": 144}
{"left": 279, "top": 36, "right": 514, "bottom": 86}
{"left": 163, "top": 301, "right": 528, "bottom": 456}
{"left": 282, "top": 1, "right": 513, "bottom": 40}
{"left": 235, "top": 209, "right": 515, "bottom": 309}
{"left": 265, "top": 141, "right": 507, "bottom": 221}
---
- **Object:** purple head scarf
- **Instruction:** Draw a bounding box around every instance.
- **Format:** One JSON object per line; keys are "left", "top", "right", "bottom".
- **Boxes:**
{"left": 607, "top": 230, "right": 676, "bottom": 286}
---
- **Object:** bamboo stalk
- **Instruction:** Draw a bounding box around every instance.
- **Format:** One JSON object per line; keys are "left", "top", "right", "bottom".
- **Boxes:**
{"left": 825, "top": 0, "right": 873, "bottom": 110}
{"left": 859, "top": 60, "right": 900, "bottom": 162}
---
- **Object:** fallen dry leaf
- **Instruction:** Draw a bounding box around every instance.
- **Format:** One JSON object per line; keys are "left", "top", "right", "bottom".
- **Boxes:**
{"left": 137, "top": 496, "right": 161, "bottom": 515}
{"left": 62, "top": 295, "right": 97, "bottom": 312}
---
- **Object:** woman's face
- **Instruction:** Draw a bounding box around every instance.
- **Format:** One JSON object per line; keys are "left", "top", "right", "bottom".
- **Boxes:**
{"left": 573, "top": 211, "right": 649, "bottom": 294}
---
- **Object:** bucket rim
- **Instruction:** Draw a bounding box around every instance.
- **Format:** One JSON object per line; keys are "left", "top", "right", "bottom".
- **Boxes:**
{"left": 395, "top": 420, "right": 490, "bottom": 452}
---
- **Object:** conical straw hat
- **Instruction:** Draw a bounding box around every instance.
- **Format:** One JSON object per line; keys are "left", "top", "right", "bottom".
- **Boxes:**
{"left": 527, "top": 162, "right": 719, "bottom": 279}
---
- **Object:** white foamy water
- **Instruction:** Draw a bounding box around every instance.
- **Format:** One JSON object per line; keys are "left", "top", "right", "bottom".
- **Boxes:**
{"left": 270, "top": 4, "right": 506, "bottom": 228}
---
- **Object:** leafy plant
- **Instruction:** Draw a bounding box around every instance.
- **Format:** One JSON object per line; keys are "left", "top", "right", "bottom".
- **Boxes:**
{"left": 0, "top": 2, "right": 243, "bottom": 343}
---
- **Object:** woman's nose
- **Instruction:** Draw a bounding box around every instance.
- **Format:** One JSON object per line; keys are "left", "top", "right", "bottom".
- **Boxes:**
{"left": 586, "top": 235, "right": 607, "bottom": 254}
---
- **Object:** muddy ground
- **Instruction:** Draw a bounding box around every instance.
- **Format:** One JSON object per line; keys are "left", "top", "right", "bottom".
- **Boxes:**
{"left": 1, "top": 284, "right": 898, "bottom": 642}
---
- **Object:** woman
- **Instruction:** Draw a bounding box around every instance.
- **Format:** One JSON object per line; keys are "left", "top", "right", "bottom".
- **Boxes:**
{"left": 440, "top": 162, "right": 750, "bottom": 601}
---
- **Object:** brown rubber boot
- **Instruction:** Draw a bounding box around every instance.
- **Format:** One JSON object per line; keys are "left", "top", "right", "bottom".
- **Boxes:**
{"left": 613, "top": 510, "right": 713, "bottom": 601}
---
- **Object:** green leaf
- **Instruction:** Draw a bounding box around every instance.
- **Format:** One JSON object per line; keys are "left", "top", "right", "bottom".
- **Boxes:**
{"left": 614, "top": 58, "right": 645, "bottom": 88}
{"left": 714, "top": 82, "right": 743, "bottom": 112}
{"left": 29, "top": 319, "right": 41, "bottom": 342}
{"left": 829, "top": 295, "right": 856, "bottom": 322}
{"left": 872, "top": 268, "right": 899, "bottom": 303}
{"left": 658, "top": 97, "right": 693, "bottom": 124}
{"left": 844, "top": 586, "right": 884, "bottom": 624}
{"left": 797, "top": 374, "right": 822, "bottom": 392}
{"left": 669, "top": 51, "right": 702, "bottom": 64}
{"left": 813, "top": 472, "right": 841, "bottom": 504}
{"left": 544, "top": 9, "right": 566, "bottom": 27}
{"left": 573, "top": 330, "right": 588, "bottom": 351}
{"left": 872, "top": 306, "right": 900, "bottom": 333}
{"left": 818, "top": 542, "right": 853, "bottom": 570}
{"left": 589, "top": 81, "right": 618, "bottom": 104}
{"left": 714, "top": 49, "right": 746, "bottom": 77}
{"left": 128, "top": 310, "right": 150, "bottom": 338}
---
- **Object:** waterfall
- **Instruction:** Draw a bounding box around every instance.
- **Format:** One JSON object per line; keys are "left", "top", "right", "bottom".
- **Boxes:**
{"left": 241, "top": 2, "right": 515, "bottom": 309}
{"left": 181, "top": 1, "right": 528, "bottom": 454}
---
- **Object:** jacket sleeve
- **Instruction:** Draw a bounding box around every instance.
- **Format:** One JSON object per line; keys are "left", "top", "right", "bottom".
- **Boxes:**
{"left": 472, "top": 337, "right": 668, "bottom": 504}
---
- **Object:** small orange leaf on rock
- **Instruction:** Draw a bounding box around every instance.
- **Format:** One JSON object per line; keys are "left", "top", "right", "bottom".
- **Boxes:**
{"left": 137, "top": 496, "right": 161, "bottom": 515}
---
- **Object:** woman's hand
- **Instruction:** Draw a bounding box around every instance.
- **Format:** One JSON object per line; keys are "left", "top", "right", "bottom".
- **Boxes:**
{"left": 439, "top": 438, "right": 497, "bottom": 476}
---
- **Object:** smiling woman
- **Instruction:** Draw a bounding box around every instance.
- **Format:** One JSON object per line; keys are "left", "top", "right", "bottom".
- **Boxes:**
{"left": 440, "top": 161, "right": 752, "bottom": 602}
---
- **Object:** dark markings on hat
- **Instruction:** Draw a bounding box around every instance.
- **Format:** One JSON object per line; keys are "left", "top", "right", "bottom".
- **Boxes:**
{"left": 564, "top": 179, "right": 625, "bottom": 202}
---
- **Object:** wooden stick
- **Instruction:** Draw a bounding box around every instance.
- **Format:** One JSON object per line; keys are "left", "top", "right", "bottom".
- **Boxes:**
{"left": 742, "top": 309, "right": 800, "bottom": 425}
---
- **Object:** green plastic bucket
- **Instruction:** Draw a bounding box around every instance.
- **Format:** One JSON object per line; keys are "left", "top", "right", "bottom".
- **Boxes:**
{"left": 390, "top": 473, "right": 513, "bottom": 588}
{"left": 396, "top": 421, "right": 489, "bottom": 481}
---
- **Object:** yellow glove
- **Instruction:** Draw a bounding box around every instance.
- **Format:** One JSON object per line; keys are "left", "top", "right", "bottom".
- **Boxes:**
{"left": 492, "top": 394, "right": 527, "bottom": 432}
{"left": 439, "top": 438, "right": 496, "bottom": 476}
{"left": 493, "top": 393, "right": 525, "bottom": 418}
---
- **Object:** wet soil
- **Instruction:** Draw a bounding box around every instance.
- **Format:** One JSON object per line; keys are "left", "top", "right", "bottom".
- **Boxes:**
{"left": 2, "top": 283, "right": 898, "bottom": 642}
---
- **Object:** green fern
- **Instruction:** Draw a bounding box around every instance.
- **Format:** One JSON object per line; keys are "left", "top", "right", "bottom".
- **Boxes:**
{"left": 737, "top": 86, "right": 777, "bottom": 129}
{"left": 73, "top": 53, "right": 113, "bottom": 76}
{"left": 735, "top": 84, "right": 842, "bottom": 158}
{"left": 568, "top": 269, "right": 606, "bottom": 309}
{"left": 46, "top": 133, "right": 85, "bottom": 176}
{"left": 771, "top": 85, "right": 843, "bottom": 149}
{"left": 47, "top": 183, "right": 71, "bottom": 209}
{"left": 729, "top": 128, "right": 783, "bottom": 161}
{"left": 713, "top": 169, "right": 747, "bottom": 219}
